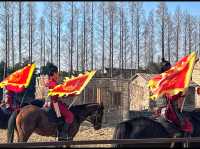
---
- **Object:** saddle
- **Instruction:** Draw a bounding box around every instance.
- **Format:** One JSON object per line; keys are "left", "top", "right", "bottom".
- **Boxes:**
{"left": 153, "top": 116, "right": 184, "bottom": 137}
{"left": 42, "top": 107, "right": 65, "bottom": 126}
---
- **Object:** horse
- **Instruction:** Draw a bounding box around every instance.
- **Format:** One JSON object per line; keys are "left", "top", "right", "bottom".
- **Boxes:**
{"left": 0, "top": 99, "right": 42, "bottom": 130}
{"left": 7, "top": 102, "right": 104, "bottom": 143}
{"left": 112, "top": 110, "right": 200, "bottom": 148}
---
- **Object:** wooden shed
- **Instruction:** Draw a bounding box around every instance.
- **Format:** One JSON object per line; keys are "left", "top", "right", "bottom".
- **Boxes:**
{"left": 129, "top": 73, "right": 156, "bottom": 111}
{"left": 81, "top": 77, "right": 130, "bottom": 124}
{"left": 130, "top": 73, "right": 200, "bottom": 112}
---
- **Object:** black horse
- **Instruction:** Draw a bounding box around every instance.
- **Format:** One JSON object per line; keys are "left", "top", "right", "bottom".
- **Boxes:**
{"left": 113, "top": 110, "right": 200, "bottom": 148}
{"left": 7, "top": 102, "right": 104, "bottom": 143}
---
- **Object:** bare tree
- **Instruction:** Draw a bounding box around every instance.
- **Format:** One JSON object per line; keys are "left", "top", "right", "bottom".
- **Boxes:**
{"left": 18, "top": 2, "right": 22, "bottom": 65}
{"left": 90, "top": 2, "right": 94, "bottom": 70}
{"left": 50, "top": 3, "right": 53, "bottom": 63}
{"left": 129, "top": 2, "right": 134, "bottom": 71}
{"left": 4, "top": 2, "right": 8, "bottom": 77}
{"left": 143, "top": 17, "right": 149, "bottom": 67}
{"left": 81, "top": 2, "right": 86, "bottom": 72}
{"left": 27, "top": 2, "right": 35, "bottom": 63}
{"left": 148, "top": 10, "right": 155, "bottom": 63}
{"left": 174, "top": 6, "right": 182, "bottom": 62}
{"left": 55, "top": 2, "right": 62, "bottom": 72}
{"left": 11, "top": 3, "right": 14, "bottom": 68}
{"left": 74, "top": 4, "right": 79, "bottom": 72}
{"left": 166, "top": 13, "right": 174, "bottom": 62}
{"left": 40, "top": 17, "right": 45, "bottom": 68}
{"left": 182, "top": 10, "right": 188, "bottom": 56}
{"left": 70, "top": 2, "right": 74, "bottom": 75}
{"left": 188, "top": 14, "right": 192, "bottom": 54}
{"left": 133, "top": 2, "right": 143, "bottom": 70}
{"left": 156, "top": 2, "right": 168, "bottom": 60}
{"left": 119, "top": 6, "right": 124, "bottom": 73}
{"left": 198, "top": 18, "right": 200, "bottom": 56}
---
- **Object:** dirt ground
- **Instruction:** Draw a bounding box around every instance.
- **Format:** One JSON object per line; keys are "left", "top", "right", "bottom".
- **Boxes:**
{"left": 0, "top": 123, "right": 116, "bottom": 148}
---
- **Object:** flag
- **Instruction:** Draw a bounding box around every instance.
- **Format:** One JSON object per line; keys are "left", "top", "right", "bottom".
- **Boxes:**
{"left": 48, "top": 70, "right": 96, "bottom": 97}
{"left": 148, "top": 51, "right": 197, "bottom": 100}
{"left": 0, "top": 64, "right": 36, "bottom": 93}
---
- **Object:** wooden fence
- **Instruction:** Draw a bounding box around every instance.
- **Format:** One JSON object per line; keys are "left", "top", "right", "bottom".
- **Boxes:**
{"left": 1, "top": 137, "right": 200, "bottom": 148}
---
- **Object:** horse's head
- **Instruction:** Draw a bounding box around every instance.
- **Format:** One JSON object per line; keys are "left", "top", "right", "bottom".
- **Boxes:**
{"left": 87, "top": 102, "right": 104, "bottom": 130}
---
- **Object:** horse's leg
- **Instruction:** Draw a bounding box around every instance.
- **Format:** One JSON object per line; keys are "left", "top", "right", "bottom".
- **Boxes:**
{"left": 15, "top": 128, "right": 19, "bottom": 142}
{"left": 17, "top": 124, "right": 34, "bottom": 142}
{"left": 16, "top": 114, "right": 35, "bottom": 142}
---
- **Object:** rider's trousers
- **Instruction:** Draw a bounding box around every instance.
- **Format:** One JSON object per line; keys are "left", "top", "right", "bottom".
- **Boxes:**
{"left": 51, "top": 101, "right": 74, "bottom": 124}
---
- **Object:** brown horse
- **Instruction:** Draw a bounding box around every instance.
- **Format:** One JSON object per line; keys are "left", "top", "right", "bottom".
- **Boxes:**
{"left": 7, "top": 102, "right": 104, "bottom": 143}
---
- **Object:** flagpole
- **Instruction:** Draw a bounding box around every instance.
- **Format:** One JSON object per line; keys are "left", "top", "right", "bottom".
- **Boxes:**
{"left": 68, "top": 95, "right": 79, "bottom": 109}
{"left": 180, "top": 97, "right": 186, "bottom": 113}
{"left": 2, "top": 62, "right": 6, "bottom": 103}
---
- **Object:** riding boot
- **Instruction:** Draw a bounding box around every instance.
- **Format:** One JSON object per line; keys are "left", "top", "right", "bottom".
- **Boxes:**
{"left": 183, "top": 132, "right": 191, "bottom": 148}
{"left": 58, "top": 122, "right": 70, "bottom": 141}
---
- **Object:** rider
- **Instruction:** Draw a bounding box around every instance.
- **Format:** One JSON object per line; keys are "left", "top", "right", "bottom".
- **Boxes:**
{"left": 1, "top": 86, "right": 25, "bottom": 113}
{"left": 44, "top": 63, "right": 74, "bottom": 140}
{"left": 158, "top": 57, "right": 193, "bottom": 137}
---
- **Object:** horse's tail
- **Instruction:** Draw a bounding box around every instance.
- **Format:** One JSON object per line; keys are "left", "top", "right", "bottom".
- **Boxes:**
{"left": 112, "top": 121, "right": 132, "bottom": 148}
{"left": 7, "top": 110, "right": 19, "bottom": 143}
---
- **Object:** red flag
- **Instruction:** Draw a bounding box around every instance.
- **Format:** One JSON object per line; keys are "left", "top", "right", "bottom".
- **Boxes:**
{"left": 0, "top": 64, "right": 36, "bottom": 93}
{"left": 48, "top": 70, "right": 96, "bottom": 97}
{"left": 148, "top": 52, "right": 197, "bottom": 100}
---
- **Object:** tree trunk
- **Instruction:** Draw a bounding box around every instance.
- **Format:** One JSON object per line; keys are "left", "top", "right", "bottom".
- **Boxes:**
{"left": 44, "top": 21, "right": 46, "bottom": 66}
{"left": 19, "top": 2, "right": 22, "bottom": 65}
{"left": 102, "top": 5, "right": 105, "bottom": 72}
{"left": 50, "top": 5, "right": 53, "bottom": 63}
{"left": 161, "top": 11, "right": 165, "bottom": 60}
{"left": 83, "top": 2, "right": 86, "bottom": 72}
{"left": 11, "top": 8, "right": 14, "bottom": 68}
{"left": 70, "top": 2, "right": 74, "bottom": 75}
{"left": 28, "top": 5, "right": 31, "bottom": 62}
{"left": 58, "top": 17, "right": 60, "bottom": 72}
{"left": 131, "top": 6, "right": 134, "bottom": 73}
{"left": 5, "top": 2, "right": 8, "bottom": 77}
{"left": 189, "top": 15, "right": 191, "bottom": 54}
{"left": 30, "top": 5, "right": 33, "bottom": 63}
{"left": 76, "top": 13, "right": 79, "bottom": 72}
{"left": 91, "top": 2, "right": 94, "bottom": 70}
{"left": 137, "top": 7, "right": 140, "bottom": 70}
{"left": 7, "top": 9, "right": 10, "bottom": 68}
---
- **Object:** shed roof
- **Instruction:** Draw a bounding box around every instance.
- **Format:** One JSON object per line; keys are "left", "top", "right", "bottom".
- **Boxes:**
{"left": 131, "top": 73, "right": 200, "bottom": 87}
{"left": 130, "top": 73, "right": 157, "bottom": 82}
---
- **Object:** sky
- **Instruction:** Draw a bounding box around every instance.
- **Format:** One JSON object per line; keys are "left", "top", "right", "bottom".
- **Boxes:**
{"left": 36, "top": 2, "right": 200, "bottom": 18}
{"left": 143, "top": 2, "right": 200, "bottom": 16}
{"left": 1, "top": 1, "right": 200, "bottom": 70}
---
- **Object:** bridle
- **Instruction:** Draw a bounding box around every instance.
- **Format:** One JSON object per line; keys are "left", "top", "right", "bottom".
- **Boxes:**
{"left": 86, "top": 105, "right": 103, "bottom": 128}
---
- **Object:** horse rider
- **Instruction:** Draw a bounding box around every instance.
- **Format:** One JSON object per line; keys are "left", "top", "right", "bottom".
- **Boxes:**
{"left": 158, "top": 58, "right": 193, "bottom": 137}
{"left": 1, "top": 85, "right": 25, "bottom": 113}
{"left": 43, "top": 63, "right": 74, "bottom": 140}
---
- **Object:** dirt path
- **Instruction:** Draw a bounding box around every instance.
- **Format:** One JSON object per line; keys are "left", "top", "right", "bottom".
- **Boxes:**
{"left": 0, "top": 124, "right": 115, "bottom": 147}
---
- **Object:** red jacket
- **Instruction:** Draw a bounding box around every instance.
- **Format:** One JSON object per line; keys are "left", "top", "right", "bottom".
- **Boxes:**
{"left": 47, "top": 78, "right": 59, "bottom": 103}
{"left": 164, "top": 93, "right": 193, "bottom": 133}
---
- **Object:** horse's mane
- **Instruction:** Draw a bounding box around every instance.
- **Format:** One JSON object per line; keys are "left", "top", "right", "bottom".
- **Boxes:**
{"left": 70, "top": 103, "right": 99, "bottom": 108}
{"left": 123, "top": 116, "right": 166, "bottom": 130}
{"left": 113, "top": 116, "right": 169, "bottom": 140}
{"left": 69, "top": 103, "right": 100, "bottom": 116}
{"left": 129, "top": 116, "right": 157, "bottom": 124}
